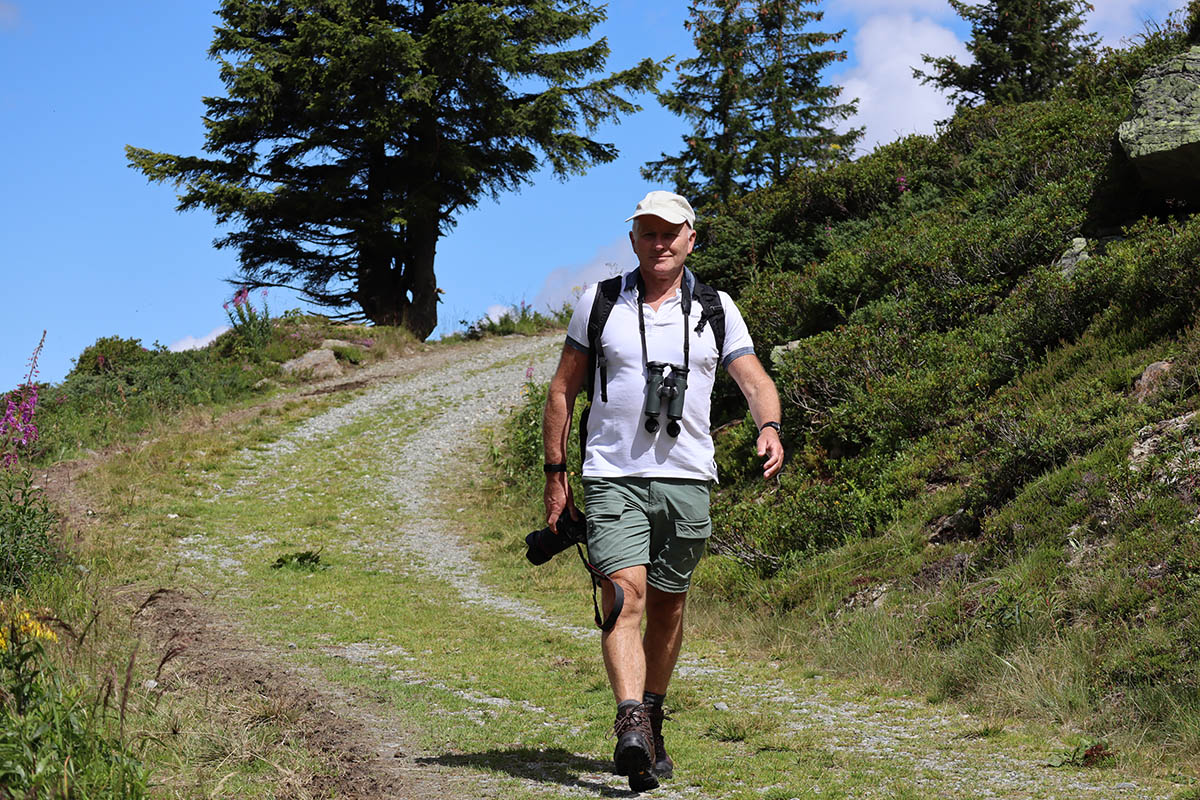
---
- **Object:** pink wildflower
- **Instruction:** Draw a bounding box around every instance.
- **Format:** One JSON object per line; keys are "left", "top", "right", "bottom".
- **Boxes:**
{"left": 525, "top": 365, "right": 534, "bottom": 380}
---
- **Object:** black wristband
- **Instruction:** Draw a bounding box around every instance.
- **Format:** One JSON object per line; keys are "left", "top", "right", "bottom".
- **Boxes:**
{"left": 543, "top": 462, "right": 568, "bottom": 473}
{"left": 759, "top": 421, "right": 781, "bottom": 434}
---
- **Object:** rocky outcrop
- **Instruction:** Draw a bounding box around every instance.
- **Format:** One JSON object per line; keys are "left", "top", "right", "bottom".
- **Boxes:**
{"left": 1132, "top": 360, "right": 1173, "bottom": 403}
{"left": 1054, "top": 238, "right": 1090, "bottom": 277}
{"left": 281, "top": 348, "right": 343, "bottom": 379}
{"left": 1118, "top": 46, "right": 1200, "bottom": 193}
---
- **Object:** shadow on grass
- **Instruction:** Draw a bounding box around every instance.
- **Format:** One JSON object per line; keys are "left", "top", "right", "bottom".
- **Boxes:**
{"left": 417, "top": 747, "right": 637, "bottom": 797}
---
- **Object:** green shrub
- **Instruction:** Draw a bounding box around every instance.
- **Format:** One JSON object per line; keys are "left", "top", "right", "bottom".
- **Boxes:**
{"left": 0, "top": 470, "right": 58, "bottom": 590}
{"left": 69, "top": 336, "right": 152, "bottom": 378}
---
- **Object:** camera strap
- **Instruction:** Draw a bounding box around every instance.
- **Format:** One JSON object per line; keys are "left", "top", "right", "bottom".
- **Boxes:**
{"left": 574, "top": 543, "right": 623, "bottom": 631}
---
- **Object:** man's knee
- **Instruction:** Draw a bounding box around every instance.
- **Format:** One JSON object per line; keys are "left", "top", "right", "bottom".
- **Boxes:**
{"left": 603, "top": 567, "right": 648, "bottom": 620}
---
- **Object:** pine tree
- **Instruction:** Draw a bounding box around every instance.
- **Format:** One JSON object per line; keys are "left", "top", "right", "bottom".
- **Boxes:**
{"left": 916, "top": 0, "right": 1099, "bottom": 108}
{"left": 127, "top": 0, "right": 661, "bottom": 338}
{"left": 643, "top": 0, "right": 859, "bottom": 209}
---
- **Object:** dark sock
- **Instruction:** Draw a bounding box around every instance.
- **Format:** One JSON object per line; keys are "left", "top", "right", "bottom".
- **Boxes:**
{"left": 617, "top": 699, "right": 641, "bottom": 713}
{"left": 642, "top": 690, "right": 665, "bottom": 711}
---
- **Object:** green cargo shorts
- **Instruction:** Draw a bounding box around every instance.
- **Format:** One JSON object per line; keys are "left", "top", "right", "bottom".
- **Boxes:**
{"left": 582, "top": 476, "right": 712, "bottom": 594}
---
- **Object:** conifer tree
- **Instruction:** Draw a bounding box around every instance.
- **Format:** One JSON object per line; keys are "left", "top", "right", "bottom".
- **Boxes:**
{"left": 643, "top": 0, "right": 859, "bottom": 209}
{"left": 127, "top": 0, "right": 661, "bottom": 338}
{"left": 916, "top": 0, "right": 1098, "bottom": 107}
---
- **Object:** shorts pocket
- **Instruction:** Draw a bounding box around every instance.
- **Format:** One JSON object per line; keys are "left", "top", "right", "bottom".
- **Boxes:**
{"left": 674, "top": 517, "right": 712, "bottom": 539}
{"left": 584, "top": 493, "right": 625, "bottom": 538}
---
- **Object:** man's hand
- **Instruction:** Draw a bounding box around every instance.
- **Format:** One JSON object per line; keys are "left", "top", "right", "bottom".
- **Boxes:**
{"left": 757, "top": 428, "right": 783, "bottom": 480}
{"left": 544, "top": 473, "right": 580, "bottom": 533}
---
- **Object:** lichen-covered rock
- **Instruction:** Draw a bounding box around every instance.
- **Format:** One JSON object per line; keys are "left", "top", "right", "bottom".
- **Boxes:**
{"left": 1054, "top": 237, "right": 1090, "bottom": 277}
{"left": 281, "top": 348, "right": 343, "bottom": 379}
{"left": 1118, "top": 46, "right": 1200, "bottom": 192}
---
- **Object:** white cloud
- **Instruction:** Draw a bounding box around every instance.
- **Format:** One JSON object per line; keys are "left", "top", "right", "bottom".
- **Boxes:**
{"left": 841, "top": 12, "right": 967, "bottom": 152}
{"left": 532, "top": 236, "right": 630, "bottom": 313}
{"left": 0, "top": 2, "right": 18, "bottom": 31}
{"left": 485, "top": 304, "right": 509, "bottom": 323}
{"left": 169, "top": 325, "right": 230, "bottom": 352}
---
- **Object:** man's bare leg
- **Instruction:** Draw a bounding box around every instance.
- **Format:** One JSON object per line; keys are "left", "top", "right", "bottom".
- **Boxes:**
{"left": 643, "top": 585, "right": 687, "bottom": 694}
{"left": 600, "top": 565, "right": 648, "bottom": 701}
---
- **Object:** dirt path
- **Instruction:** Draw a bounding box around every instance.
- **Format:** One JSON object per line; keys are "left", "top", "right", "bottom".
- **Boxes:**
{"left": 50, "top": 334, "right": 1183, "bottom": 799}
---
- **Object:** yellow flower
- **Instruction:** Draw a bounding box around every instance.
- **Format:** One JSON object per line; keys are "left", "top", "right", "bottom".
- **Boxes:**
{"left": 0, "top": 596, "right": 57, "bottom": 651}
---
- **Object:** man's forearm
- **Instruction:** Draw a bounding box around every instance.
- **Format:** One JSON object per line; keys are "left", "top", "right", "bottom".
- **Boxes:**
{"left": 744, "top": 375, "right": 781, "bottom": 430}
{"left": 542, "top": 386, "right": 576, "bottom": 464}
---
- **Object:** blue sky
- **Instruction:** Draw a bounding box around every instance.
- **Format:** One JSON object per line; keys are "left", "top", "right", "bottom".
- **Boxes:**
{"left": 0, "top": 0, "right": 1176, "bottom": 390}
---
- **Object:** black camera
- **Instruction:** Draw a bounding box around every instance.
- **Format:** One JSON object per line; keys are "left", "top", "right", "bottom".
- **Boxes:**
{"left": 525, "top": 514, "right": 587, "bottom": 565}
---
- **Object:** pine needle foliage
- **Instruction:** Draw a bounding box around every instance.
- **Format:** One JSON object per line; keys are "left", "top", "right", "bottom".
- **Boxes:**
{"left": 127, "top": 0, "right": 663, "bottom": 339}
{"left": 643, "top": 0, "right": 860, "bottom": 208}
{"left": 916, "top": 0, "right": 1099, "bottom": 107}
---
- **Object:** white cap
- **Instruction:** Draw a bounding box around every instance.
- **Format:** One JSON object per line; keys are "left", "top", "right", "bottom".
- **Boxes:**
{"left": 625, "top": 190, "right": 696, "bottom": 228}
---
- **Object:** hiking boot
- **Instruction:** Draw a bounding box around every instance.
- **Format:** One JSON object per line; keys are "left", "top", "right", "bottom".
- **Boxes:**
{"left": 647, "top": 704, "right": 674, "bottom": 779}
{"left": 612, "top": 701, "right": 659, "bottom": 792}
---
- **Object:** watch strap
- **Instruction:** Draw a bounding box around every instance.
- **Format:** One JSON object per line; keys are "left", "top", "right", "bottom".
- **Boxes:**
{"left": 543, "top": 462, "right": 568, "bottom": 473}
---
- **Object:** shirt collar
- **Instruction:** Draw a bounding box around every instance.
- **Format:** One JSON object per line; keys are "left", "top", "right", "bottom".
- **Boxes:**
{"left": 623, "top": 267, "right": 695, "bottom": 296}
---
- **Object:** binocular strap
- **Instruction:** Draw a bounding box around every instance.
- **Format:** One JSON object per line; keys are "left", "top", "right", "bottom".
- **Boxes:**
{"left": 574, "top": 543, "right": 624, "bottom": 632}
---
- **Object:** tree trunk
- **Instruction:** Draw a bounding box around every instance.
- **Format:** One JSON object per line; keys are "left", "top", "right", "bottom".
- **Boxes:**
{"left": 354, "top": 214, "right": 439, "bottom": 340}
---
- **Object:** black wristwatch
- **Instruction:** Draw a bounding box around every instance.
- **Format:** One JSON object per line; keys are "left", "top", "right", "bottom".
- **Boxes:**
{"left": 759, "top": 421, "right": 781, "bottom": 434}
{"left": 543, "top": 462, "right": 568, "bottom": 473}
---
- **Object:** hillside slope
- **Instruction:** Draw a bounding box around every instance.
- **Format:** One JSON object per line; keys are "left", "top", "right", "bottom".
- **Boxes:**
{"left": 668, "top": 18, "right": 1200, "bottom": 752}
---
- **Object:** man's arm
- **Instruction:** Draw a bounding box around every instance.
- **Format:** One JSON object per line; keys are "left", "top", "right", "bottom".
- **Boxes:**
{"left": 726, "top": 354, "right": 784, "bottom": 480}
{"left": 543, "top": 344, "right": 589, "bottom": 531}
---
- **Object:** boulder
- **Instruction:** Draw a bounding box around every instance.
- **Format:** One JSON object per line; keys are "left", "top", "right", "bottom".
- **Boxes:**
{"left": 1117, "top": 46, "right": 1200, "bottom": 193}
{"left": 1054, "top": 237, "right": 1090, "bottom": 277}
{"left": 281, "top": 348, "right": 343, "bottom": 379}
{"left": 770, "top": 339, "right": 803, "bottom": 371}
{"left": 1132, "top": 360, "right": 1173, "bottom": 403}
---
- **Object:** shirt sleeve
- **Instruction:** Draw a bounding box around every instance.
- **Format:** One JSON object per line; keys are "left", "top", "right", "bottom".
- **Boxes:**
{"left": 565, "top": 283, "right": 597, "bottom": 353}
{"left": 718, "top": 291, "right": 756, "bottom": 369}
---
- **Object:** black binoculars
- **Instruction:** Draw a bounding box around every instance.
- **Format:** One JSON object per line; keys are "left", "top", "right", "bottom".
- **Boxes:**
{"left": 643, "top": 361, "right": 688, "bottom": 437}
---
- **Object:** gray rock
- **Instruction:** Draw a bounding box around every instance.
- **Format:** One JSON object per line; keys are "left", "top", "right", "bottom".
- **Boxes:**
{"left": 281, "top": 348, "right": 343, "bottom": 379}
{"left": 319, "top": 339, "right": 354, "bottom": 351}
{"left": 1132, "top": 360, "right": 1172, "bottom": 402}
{"left": 714, "top": 701, "right": 730, "bottom": 712}
{"left": 1118, "top": 46, "right": 1200, "bottom": 192}
{"left": 770, "top": 339, "right": 803, "bottom": 371}
{"left": 1054, "top": 238, "right": 1090, "bottom": 277}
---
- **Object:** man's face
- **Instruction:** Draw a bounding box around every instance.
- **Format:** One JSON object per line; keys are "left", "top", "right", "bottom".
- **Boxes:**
{"left": 630, "top": 215, "right": 695, "bottom": 281}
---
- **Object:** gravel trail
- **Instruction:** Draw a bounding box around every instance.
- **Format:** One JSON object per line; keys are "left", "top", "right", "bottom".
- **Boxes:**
{"left": 200, "top": 334, "right": 1173, "bottom": 799}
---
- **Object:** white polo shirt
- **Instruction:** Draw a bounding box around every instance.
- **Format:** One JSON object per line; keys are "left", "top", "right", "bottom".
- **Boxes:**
{"left": 565, "top": 268, "right": 755, "bottom": 482}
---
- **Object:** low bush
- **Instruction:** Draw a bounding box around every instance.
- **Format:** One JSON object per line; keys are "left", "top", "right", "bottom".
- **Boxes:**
{"left": 457, "top": 301, "right": 571, "bottom": 341}
{"left": 0, "top": 597, "right": 147, "bottom": 798}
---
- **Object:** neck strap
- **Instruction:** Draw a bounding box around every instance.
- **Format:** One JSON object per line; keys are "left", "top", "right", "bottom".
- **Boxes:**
{"left": 636, "top": 274, "right": 690, "bottom": 371}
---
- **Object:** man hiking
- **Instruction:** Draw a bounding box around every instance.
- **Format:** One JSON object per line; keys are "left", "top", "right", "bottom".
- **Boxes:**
{"left": 542, "top": 190, "right": 783, "bottom": 792}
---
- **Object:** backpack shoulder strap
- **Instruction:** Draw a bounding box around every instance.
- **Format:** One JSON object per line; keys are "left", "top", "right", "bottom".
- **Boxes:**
{"left": 692, "top": 281, "right": 726, "bottom": 361}
{"left": 586, "top": 276, "right": 623, "bottom": 403}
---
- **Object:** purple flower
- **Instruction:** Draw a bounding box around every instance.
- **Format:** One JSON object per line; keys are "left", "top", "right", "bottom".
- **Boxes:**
{"left": 2, "top": 332, "right": 44, "bottom": 468}
{"left": 525, "top": 366, "right": 534, "bottom": 380}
